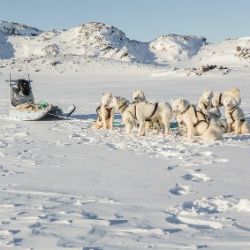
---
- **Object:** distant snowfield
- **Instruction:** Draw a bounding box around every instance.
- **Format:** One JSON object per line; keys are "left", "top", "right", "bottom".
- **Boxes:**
{"left": 0, "top": 20, "right": 250, "bottom": 250}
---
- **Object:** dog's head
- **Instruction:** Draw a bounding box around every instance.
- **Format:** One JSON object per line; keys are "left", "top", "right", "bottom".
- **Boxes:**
{"left": 202, "top": 89, "right": 214, "bottom": 102}
{"left": 112, "top": 96, "right": 129, "bottom": 109}
{"left": 223, "top": 95, "right": 237, "bottom": 109}
{"left": 133, "top": 90, "right": 145, "bottom": 103}
{"left": 171, "top": 98, "right": 190, "bottom": 114}
{"left": 17, "top": 79, "right": 31, "bottom": 96}
{"left": 101, "top": 93, "right": 113, "bottom": 108}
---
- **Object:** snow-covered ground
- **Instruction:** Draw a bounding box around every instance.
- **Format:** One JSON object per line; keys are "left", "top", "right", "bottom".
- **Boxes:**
{"left": 0, "top": 20, "right": 250, "bottom": 249}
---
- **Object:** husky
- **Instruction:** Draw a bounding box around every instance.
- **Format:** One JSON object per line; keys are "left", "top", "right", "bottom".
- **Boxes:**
{"left": 135, "top": 101, "right": 172, "bottom": 136}
{"left": 197, "top": 89, "right": 221, "bottom": 120}
{"left": 112, "top": 96, "right": 137, "bottom": 134}
{"left": 92, "top": 93, "right": 115, "bottom": 130}
{"left": 176, "top": 111, "right": 228, "bottom": 135}
{"left": 223, "top": 95, "right": 250, "bottom": 134}
{"left": 133, "top": 90, "right": 146, "bottom": 103}
{"left": 132, "top": 90, "right": 166, "bottom": 131}
{"left": 171, "top": 98, "right": 223, "bottom": 142}
{"left": 211, "top": 87, "right": 241, "bottom": 108}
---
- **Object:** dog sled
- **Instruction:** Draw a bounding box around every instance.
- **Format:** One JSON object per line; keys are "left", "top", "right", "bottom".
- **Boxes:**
{"left": 6, "top": 74, "right": 76, "bottom": 121}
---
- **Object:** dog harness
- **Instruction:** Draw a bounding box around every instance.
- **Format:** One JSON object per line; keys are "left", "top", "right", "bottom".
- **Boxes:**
{"left": 180, "top": 105, "right": 208, "bottom": 127}
{"left": 145, "top": 102, "right": 159, "bottom": 121}
{"left": 180, "top": 104, "right": 191, "bottom": 115}
{"left": 129, "top": 102, "right": 158, "bottom": 121}
{"left": 118, "top": 100, "right": 130, "bottom": 114}
{"left": 202, "top": 101, "right": 210, "bottom": 110}
{"left": 193, "top": 106, "right": 209, "bottom": 127}
{"left": 218, "top": 93, "right": 223, "bottom": 106}
{"left": 228, "top": 108, "right": 245, "bottom": 124}
{"left": 211, "top": 93, "right": 223, "bottom": 108}
{"left": 96, "top": 105, "right": 112, "bottom": 121}
{"left": 130, "top": 105, "right": 137, "bottom": 120}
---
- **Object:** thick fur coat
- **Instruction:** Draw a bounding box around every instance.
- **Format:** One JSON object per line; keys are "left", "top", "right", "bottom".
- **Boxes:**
{"left": 223, "top": 95, "right": 249, "bottom": 134}
{"left": 172, "top": 98, "right": 223, "bottom": 142}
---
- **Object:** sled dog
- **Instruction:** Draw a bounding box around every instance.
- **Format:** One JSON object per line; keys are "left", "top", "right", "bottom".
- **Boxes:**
{"left": 197, "top": 89, "right": 221, "bottom": 120}
{"left": 112, "top": 96, "right": 137, "bottom": 134}
{"left": 132, "top": 90, "right": 155, "bottom": 130}
{"left": 136, "top": 101, "right": 172, "bottom": 136}
{"left": 92, "top": 93, "right": 115, "bottom": 130}
{"left": 223, "top": 95, "right": 250, "bottom": 134}
{"left": 171, "top": 98, "right": 223, "bottom": 142}
{"left": 176, "top": 111, "right": 227, "bottom": 135}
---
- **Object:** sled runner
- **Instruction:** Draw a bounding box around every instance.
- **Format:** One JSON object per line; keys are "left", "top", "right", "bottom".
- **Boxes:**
{"left": 46, "top": 104, "right": 76, "bottom": 119}
{"left": 6, "top": 74, "right": 76, "bottom": 121}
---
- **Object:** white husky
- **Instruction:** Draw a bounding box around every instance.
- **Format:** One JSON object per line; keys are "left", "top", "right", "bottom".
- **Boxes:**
{"left": 136, "top": 101, "right": 172, "bottom": 136}
{"left": 211, "top": 87, "right": 241, "bottom": 108}
{"left": 197, "top": 89, "right": 221, "bottom": 120}
{"left": 112, "top": 96, "right": 137, "bottom": 134}
{"left": 223, "top": 95, "right": 250, "bottom": 134}
{"left": 133, "top": 90, "right": 146, "bottom": 103}
{"left": 171, "top": 98, "right": 223, "bottom": 142}
{"left": 92, "top": 93, "right": 115, "bottom": 130}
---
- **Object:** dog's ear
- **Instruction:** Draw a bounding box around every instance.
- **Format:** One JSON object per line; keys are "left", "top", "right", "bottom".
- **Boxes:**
{"left": 203, "top": 89, "right": 207, "bottom": 93}
{"left": 170, "top": 98, "right": 175, "bottom": 103}
{"left": 132, "top": 90, "right": 135, "bottom": 93}
{"left": 180, "top": 98, "right": 184, "bottom": 104}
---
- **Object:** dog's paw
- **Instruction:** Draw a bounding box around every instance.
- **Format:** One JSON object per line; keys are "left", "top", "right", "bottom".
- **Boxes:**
{"left": 152, "top": 131, "right": 159, "bottom": 135}
{"left": 137, "top": 133, "right": 145, "bottom": 137}
{"left": 183, "top": 137, "right": 193, "bottom": 142}
{"left": 193, "top": 138, "right": 202, "bottom": 143}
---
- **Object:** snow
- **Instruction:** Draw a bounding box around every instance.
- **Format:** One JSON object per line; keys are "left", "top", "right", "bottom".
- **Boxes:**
{"left": 0, "top": 20, "right": 250, "bottom": 249}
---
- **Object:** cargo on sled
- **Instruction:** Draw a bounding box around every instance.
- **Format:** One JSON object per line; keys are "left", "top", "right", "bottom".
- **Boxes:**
{"left": 6, "top": 74, "right": 76, "bottom": 121}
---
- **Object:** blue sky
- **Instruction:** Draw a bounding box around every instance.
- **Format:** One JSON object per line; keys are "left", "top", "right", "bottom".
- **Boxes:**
{"left": 1, "top": 0, "right": 249, "bottom": 43}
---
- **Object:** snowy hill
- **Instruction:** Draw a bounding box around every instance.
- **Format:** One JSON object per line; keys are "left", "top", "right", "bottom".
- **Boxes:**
{"left": 150, "top": 34, "right": 206, "bottom": 61}
{"left": 0, "top": 20, "right": 43, "bottom": 36}
{"left": 0, "top": 20, "right": 250, "bottom": 76}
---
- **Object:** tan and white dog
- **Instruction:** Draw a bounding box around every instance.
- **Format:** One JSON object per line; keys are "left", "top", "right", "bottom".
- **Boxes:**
{"left": 223, "top": 95, "right": 249, "bottom": 134}
{"left": 197, "top": 89, "right": 221, "bottom": 120}
{"left": 112, "top": 96, "right": 137, "bottom": 134}
{"left": 171, "top": 98, "right": 223, "bottom": 142}
{"left": 92, "top": 93, "right": 115, "bottom": 130}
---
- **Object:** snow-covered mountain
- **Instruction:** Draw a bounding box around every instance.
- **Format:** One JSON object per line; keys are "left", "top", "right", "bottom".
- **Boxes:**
{"left": 0, "top": 21, "right": 206, "bottom": 63}
{"left": 0, "top": 20, "right": 250, "bottom": 76}
{"left": 150, "top": 34, "right": 206, "bottom": 61}
{"left": 0, "top": 20, "right": 42, "bottom": 36}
